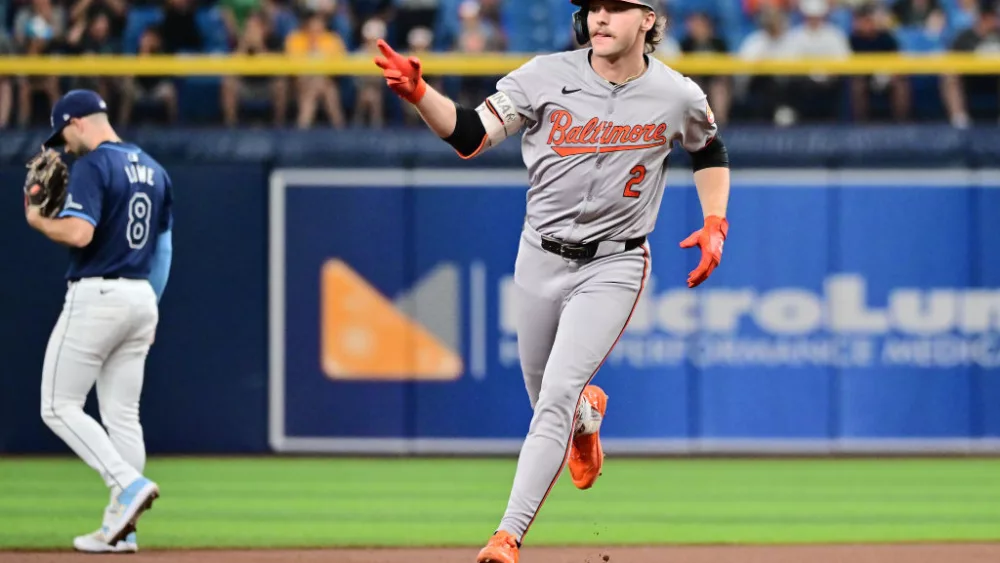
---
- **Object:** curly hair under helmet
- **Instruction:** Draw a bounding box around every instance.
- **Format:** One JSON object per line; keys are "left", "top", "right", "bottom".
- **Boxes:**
{"left": 571, "top": 0, "right": 668, "bottom": 54}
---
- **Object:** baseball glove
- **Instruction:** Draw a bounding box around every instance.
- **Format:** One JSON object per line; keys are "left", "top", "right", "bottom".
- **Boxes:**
{"left": 24, "top": 148, "right": 69, "bottom": 218}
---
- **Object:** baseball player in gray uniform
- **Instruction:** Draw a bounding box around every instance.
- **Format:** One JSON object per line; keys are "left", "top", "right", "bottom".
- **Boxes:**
{"left": 375, "top": 1, "right": 731, "bottom": 561}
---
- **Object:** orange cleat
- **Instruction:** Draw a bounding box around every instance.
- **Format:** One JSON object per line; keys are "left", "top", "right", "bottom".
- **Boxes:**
{"left": 568, "top": 385, "right": 608, "bottom": 490}
{"left": 476, "top": 531, "right": 520, "bottom": 563}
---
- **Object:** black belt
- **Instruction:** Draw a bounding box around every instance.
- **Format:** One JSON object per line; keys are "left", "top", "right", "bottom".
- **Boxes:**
{"left": 540, "top": 235, "right": 646, "bottom": 260}
{"left": 68, "top": 275, "right": 121, "bottom": 283}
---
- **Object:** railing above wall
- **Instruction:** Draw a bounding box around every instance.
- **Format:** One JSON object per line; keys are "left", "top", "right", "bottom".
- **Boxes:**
{"left": 3, "top": 125, "right": 998, "bottom": 169}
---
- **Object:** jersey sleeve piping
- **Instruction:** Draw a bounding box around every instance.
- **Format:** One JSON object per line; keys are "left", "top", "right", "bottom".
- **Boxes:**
{"left": 58, "top": 209, "right": 98, "bottom": 226}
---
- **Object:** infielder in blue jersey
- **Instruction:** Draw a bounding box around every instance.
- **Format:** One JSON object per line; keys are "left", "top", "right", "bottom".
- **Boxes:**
{"left": 23, "top": 90, "right": 173, "bottom": 554}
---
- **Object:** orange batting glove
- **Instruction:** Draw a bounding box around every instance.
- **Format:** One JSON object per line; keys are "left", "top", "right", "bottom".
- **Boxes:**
{"left": 373, "top": 39, "right": 427, "bottom": 105}
{"left": 679, "top": 215, "right": 729, "bottom": 288}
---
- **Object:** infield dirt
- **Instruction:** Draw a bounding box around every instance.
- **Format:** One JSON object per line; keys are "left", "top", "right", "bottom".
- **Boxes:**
{"left": 4, "top": 543, "right": 1000, "bottom": 563}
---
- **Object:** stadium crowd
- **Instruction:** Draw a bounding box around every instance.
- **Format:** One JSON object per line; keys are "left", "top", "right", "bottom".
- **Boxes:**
{"left": 0, "top": 0, "right": 997, "bottom": 129}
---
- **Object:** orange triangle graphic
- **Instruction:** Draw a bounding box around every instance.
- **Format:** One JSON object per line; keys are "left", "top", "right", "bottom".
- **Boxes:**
{"left": 320, "top": 259, "right": 464, "bottom": 381}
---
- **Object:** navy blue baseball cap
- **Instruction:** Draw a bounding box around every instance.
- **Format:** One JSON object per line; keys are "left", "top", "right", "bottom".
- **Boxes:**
{"left": 44, "top": 89, "right": 109, "bottom": 148}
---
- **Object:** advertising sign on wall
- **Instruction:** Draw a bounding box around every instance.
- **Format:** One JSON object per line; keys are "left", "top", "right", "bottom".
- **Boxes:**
{"left": 269, "top": 168, "right": 1000, "bottom": 454}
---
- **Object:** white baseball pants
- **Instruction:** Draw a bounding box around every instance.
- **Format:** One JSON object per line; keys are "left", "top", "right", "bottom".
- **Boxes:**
{"left": 40, "top": 277, "right": 158, "bottom": 492}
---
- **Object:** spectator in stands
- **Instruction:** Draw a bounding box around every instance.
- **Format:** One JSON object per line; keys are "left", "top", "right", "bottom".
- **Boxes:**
{"left": 891, "top": 0, "right": 942, "bottom": 26}
{"left": 353, "top": 17, "right": 386, "bottom": 127}
{"left": 0, "top": 19, "right": 12, "bottom": 129}
{"left": 680, "top": 12, "right": 731, "bottom": 124}
{"left": 940, "top": 0, "right": 1000, "bottom": 127}
{"left": 407, "top": 25, "right": 434, "bottom": 58}
{"left": 160, "top": 0, "right": 204, "bottom": 53}
{"left": 299, "top": 0, "right": 335, "bottom": 16}
{"left": 13, "top": 0, "right": 68, "bottom": 45}
{"left": 948, "top": 0, "right": 981, "bottom": 33}
{"left": 456, "top": 0, "right": 503, "bottom": 52}
{"left": 68, "top": 0, "right": 126, "bottom": 48}
{"left": 343, "top": 0, "right": 392, "bottom": 45}
{"left": 477, "top": 0, "right": 502, "bottom": 25}
{"left": 297, "top": 0, "right": 351, "bottom": 48}
{"left": 13, "top": 0, "right": 65, "bottom": 126}
{"left": 454, "top": 0, "right": 503, "bottom": 108}
{"left": 221, "top": 11, "right": 288, "bottom": 127}
{"left": 65, "top": 11, "right": 116, "bottom": 56}
{"left": 0, "top": 83, "right": 9, "bottom": 130}
{"left": 737, "top": 7, "right": 796, "bottom": 124}
{"left": 784, "top": 0, "right": 852, "bottom": 122}
{"left": 393, "top": 0, "right": 441, "bottom": 49}
{"left": 893, "top": 7, "right": 947, "bottom": 54}
{"left": 1, "top": 1, "right": 9, "bottom": 42}
{"left": 220, "top": 0, "right": 263, "bottom": 45}
{"left": 247, "top": 0, "right": 297, "bottom": 42}
{"left": 825, "top": 0, "right": 858, "bottom": 35}
{"left": 475, "top": 0, "right": 506, "bottom": 51}
{"left": 924, "top": 8, "right": 948, "bottom": 43}
{"left": 284, "top": 7, "right": 347, "bottom": 128}
{"left": 849, "top": 2, "right": 911, "bottom": 121}
{"left": 744, "top": 0, "right": 793, "bottom": 18}
{"left": 653, "top": 33, "right": 681, "bottom": 58}
{"left": 119, "top": 25, "right": 179, "bottom": 125}
{"left": 65, "top": 12, "right": 131, "bottom": 110}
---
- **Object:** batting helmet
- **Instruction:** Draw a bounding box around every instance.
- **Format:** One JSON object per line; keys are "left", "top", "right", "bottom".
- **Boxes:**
{"left": 570, "top": 0, "right": 657, "bottom": 46}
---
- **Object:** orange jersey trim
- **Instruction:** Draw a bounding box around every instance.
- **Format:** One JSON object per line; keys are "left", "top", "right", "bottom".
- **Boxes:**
{"left": 551, "top": 142, "right": 667, "bottom": 157}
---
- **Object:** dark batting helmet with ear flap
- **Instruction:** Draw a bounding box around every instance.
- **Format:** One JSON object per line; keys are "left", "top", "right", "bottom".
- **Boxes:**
{"left": 571, "top": 0, "right": 657, "bottom": 45}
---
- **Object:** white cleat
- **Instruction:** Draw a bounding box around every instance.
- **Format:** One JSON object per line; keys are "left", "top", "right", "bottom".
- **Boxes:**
{"left": 73, "top": 530, "right": 138, "bottom": 553}
{"left": 105, "top": 477, "right": 159, "bottom": 546}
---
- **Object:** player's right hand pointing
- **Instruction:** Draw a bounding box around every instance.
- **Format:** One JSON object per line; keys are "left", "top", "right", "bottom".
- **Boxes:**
{"left": 373, "top": 39, "right": 427, "bottom": 105}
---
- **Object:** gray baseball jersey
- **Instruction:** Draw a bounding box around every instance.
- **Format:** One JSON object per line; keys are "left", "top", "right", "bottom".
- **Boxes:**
{"left": 494, "top": 48, "right": 717, "bottom": 243}
{"left": 481, "top": 49, "right": 722, "bottom": 545}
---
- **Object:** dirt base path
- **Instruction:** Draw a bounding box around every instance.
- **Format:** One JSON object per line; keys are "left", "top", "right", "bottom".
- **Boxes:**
{"left": 3, "top": 543, "right": 1000, "bottom": 563}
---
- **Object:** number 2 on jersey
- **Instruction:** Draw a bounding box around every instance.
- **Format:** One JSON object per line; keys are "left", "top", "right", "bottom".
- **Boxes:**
{"left": 623, "top": 165, "right": 646, "bottom": 198}
{"left": 127, "top": 192, "right": 152, "bottom": 250}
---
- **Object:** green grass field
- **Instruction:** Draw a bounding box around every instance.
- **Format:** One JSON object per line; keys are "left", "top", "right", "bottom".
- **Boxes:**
{"left": 1, "top": 457, "right": 999, "bottom": 550}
